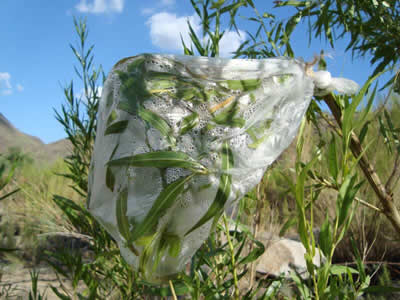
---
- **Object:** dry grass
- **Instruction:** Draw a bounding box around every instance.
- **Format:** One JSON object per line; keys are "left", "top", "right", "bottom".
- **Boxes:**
{"left": 3, "top": 159, "right": 82, "bottom": 260}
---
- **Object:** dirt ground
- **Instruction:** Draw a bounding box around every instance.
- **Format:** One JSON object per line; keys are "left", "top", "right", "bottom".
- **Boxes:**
{"left": 0, "top": 262, "right": 86, "bottom": 299}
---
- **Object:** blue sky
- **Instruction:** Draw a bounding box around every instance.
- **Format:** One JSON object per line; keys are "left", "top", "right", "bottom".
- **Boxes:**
{"left": 0, "top": 0, "right": 383, "bottom": 144}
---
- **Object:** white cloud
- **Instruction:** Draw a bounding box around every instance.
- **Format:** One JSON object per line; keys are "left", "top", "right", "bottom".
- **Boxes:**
{"left": 0, "top": 72, "right": 12, "bottom": 96}
{"left": 219, "top": 29, "right": 247, "bottom": 57}
{"left": 147, "top": 12, "right": 201, "bottom": 51}
{"left": 16, "top": 84, "right": 24, "bottom": 92}
{"left": 75, "top": 0, "right": 124, "bottom": 14}
{"left": 146, "top": 11, "right": 246, "bottom": 57}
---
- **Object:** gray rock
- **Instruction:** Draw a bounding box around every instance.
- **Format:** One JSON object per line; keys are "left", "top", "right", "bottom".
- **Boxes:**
{"left": 256, "top": 232, "right": 325, "bottom": 279}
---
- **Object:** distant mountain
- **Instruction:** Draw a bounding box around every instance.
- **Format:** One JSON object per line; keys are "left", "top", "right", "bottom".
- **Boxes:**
{"left": 0, "top": 113, "right": 71, "bottom": 163}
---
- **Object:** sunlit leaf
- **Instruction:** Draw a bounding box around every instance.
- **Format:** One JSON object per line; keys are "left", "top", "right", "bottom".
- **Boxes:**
{"left": 179, "top": 112, "right": 199, "bottom": 135}
{"left": 185, "top": 142, "right": 233, "bottom": 236}
{"left": 132, "top": 174, "right": 194, "bottom": 241}
{"left": 138, "top": 107, "right": 176, "bottom": 146}
{"left": 104, "top": 120, "right": 128, "bottom": 135}
{"left": 108, "top": 151, "right": 207, "bottom": 174}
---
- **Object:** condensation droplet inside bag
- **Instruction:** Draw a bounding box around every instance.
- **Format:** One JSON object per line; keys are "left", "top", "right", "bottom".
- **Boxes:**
{"left": 87, "top": 54, "right": 358, "bottom": 283}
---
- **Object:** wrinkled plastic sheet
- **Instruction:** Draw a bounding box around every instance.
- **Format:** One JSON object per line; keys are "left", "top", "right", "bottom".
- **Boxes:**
{"left": 87, "top": 54, "right": 356, "bottom": 282}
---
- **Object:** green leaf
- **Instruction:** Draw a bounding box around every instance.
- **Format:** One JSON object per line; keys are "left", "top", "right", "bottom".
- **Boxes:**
{"left": 104, "top": 120, "right": 129, "bottom": 135}
{"left": 226, "top": 79, "right": 261, "bottom": 92}
{"left": 330, "top": 265, "right": 358, "bottom": 275}
{"left": 117, "top": 100, "right": 137, "bottom": 115}
{"left": 213, "top": 114, "right": 246, "bottom": 128}
{"left": 343, "top": 71, "right": 385, "bottom": 140}
{"left": 108, "top": 151, "right": 207, "bottom": 174}
{"left": 179, "top": 112, "right": 199, "bottom": 135}
{"left": 105, "top": 167, "right": 115, "bottom": 191}
{"left": 185, "top": 142, "right": 233, "bottom": 236}
{"left": 138, "top": 107, "right": 176, "bottom": 146}
{"left": 126, "top": 57, "right": 146, "bottom": 72}
{"left": 116, "top": 188, "right": 131, "bottom": 242}
{"left": 164, "top": 233, "right": 181, "bottom": 257}
{"left": 338, "top": 175, "right": 361, "bottom": 228}
{"left": 248, "top": 134, "right": 268, "bottom": 149}
{"left": 319, "top": 213, "right": 332, "bottom": 257}
{"left": 327, "top": 133, "right": 338, "bottom": 183}
{"left": 238, "top": 239, "right": 265, "bottom": 264}
{"left": 105, "top": 89, "right": 114, "bottom": 108}
{"left": 132, "top": 174, "right": 194, "bottom": 241}
{"left": 359, "top": 121, "right": 370, "bottom": 145}
{"left": 106, "top": 110, "right": 117, "bottom": 126}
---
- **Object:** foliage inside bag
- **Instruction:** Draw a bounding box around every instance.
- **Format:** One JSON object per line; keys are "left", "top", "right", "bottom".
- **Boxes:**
{"left": 87, "top": 54, "right": 357, "bottom": 282}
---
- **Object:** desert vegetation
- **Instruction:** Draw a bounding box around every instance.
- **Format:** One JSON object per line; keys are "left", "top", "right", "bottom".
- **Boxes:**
{"left": 1, "top": 0, "right": 400, "bottom": 299}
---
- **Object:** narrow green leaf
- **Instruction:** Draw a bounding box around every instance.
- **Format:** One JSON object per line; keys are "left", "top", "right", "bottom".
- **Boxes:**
{"left": 116, "top": 188, "right": 131, "bottom": 241}
{"left": 105, "top": 89, "right": 114, "bottom": 108}
{"left": 185, "top": 142, "right": 233, "bottom": 236}
{"left": 106, "top": 110, "right": 117, "bottom": 126}
{"left": 327, "top": 134, "right": 338, "bottom": 182}
{"left": 104, "top": 120, "right": 129, "bottom": 135}
{"left": 148, "top": 79, "right": 176, "bottom": 90}
{"left": 126, "top": 57, "right": 146, "bottom": 72}
{"left": 139, "top": 233, "right": 158, "bottom": 274}
{"left": 248, "top": 135, "right": 268, "bottom": 149}
{"left": 238, "top": 240, "right": 265, "bottom": 265}
{"left": 343, "top": 71, "right": 385, "bottom": 139}
{"left": 330, "top": 265, "right": 358, "bottom": 275}
{"left": 319, "top": 213, "right": 332, "bottom": 257}
{"left": 179, "top": 112, "right": 199, "bottom": 135}
{"left": 359, "top": 121, "right": 370, "bottom": 145}
{"left": 118, "top": 100, "right": 137, "bottom": 115}
{"left": 338, "top": 175, "right": 361, "bottom": 227}
{"left": 105, "top": 167, "right": 115, "bottom": 191}
{"left": 138, "top": 107, "right": 176, "bottom": 146}
{"left": 132, "top": 174, "right": 194, "bottom": 241}
{"left": 213, "top": 114, "right": 245, "bottom": 128}
{"left": 108, "top": 151, "right": 207, "bottom": 174}
{"left": 226, "top": 79, "right": 261, "bottom": 92}
{"left": 164, "top": 233, "right": 181, "bottom": 257}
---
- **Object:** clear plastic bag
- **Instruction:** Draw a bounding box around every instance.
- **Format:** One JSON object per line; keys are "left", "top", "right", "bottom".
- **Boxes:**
{"left": 87, "top": 54, "right": 357, "bottom": 282}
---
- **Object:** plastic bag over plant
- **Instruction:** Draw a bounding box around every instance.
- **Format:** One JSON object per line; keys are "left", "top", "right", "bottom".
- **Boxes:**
{"left": 87, "top": 54, "right": 358, "bottom": 283}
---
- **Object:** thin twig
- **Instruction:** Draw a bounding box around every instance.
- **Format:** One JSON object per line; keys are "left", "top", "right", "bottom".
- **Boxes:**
{"left": 169, "top": 280, "right": 177, "bottom": 300}
{"left": 354, "top": 196, "right": 383, "bottom": 213}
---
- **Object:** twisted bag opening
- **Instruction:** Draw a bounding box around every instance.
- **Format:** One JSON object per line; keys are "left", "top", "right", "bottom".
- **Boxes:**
{"left": 87, "top": 54, "right": 356, "bottom": 283}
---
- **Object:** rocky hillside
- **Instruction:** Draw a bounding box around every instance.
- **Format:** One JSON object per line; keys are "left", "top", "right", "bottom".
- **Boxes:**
{"left": 0, "top": 113, "right": 71, "bottom": 163}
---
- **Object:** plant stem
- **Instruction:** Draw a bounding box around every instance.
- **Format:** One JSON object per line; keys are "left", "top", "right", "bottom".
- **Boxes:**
{"left": 222, "top": 214, "right": 239, "bottom": 300}
{"left": 323, "top": 94, "right": 400, "bottom": 237}
{"left": 169, "top": 280, "right": 177, "bottom": 300}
